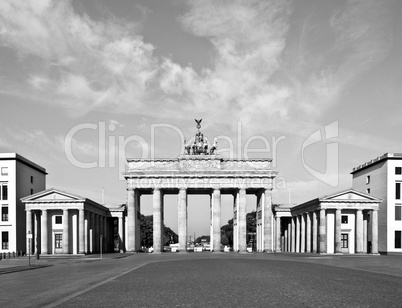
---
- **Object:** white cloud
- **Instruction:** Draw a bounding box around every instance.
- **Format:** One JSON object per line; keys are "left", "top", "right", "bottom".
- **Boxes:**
{"left": 0, "top": 0, "right": 395, "bottom": 135}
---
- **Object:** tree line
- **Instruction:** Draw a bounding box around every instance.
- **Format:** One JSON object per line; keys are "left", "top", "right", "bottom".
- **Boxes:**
{"left": 141, "top": 211, "right": 258, "bottom": 247}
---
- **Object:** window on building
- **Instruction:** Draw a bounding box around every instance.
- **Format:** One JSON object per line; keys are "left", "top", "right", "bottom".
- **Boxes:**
{"left": 0, "top": 183, "right": 7, "bottom": 201}
{"left": 366, "top": 175, "right": 370, "bottom": 184}
{"left": 367, "top": 188, "right": 370, "bottom": 194}
{"left": 1, "top": 206, "right": 8, "bottom": 221}
{"left": 30, "top": 176, "right": 33, "bottom": 184}
{"left": 396, "top": 183, "right": 401, "bottom": 200}
{"left": 395, "top": 231, "right": 402, "bottom": 249}
{"left": 30, "top": 189, "right": 33, "bottom": 195}
{"left": 55, "top": 216, "right": 62, "bottom": 224}
{"left": 2, "top": 232, "right": 8, "bottom": 250}
{"left": 341, "top": 234, "right": 348, "bottom": 248}
{"left": 396, "top": 167, "right": 402, "bottom": 175}
{"left": 55, "top": 234, "right": 62, "bottom": 248}
{"left": 341, "top": 215, "right": 348, "bottom": 224}
{"left": 396, "top": 206, "right": 402, "bottom": 221}
{"left": 1, "top": 167, "right": 8, "bottom": 176}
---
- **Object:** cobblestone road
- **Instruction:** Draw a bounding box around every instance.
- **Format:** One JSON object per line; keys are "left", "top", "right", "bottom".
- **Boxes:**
{"left": 0, "top": 253, "right": 401, "bottom": 307}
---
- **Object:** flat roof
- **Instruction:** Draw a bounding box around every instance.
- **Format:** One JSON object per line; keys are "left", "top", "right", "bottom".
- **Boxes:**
{"left": 351, "top": 153, "right": 402, "bottom": 174}
{"left": 0, "top": 153, "right": 47, "bottom": 175}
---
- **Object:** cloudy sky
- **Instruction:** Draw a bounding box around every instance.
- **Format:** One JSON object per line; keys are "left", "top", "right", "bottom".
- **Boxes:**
{"left": 1, "top": 0, "right": 401, "bottom": 237}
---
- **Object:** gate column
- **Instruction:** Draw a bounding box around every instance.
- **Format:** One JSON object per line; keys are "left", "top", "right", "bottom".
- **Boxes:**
{"left": 153, "top": 188, "right": 163, "bottom": 253}
{"left": 126, "top": 188, "right": 135, "bottom": 252}
{"left": 178, "top": 188, "right": 188, "bottom": 252}
{"left": 238, "top": 188, "right": 247, "bottom": 253}
{"left": 264, "top": 188, "right": 273, "bottom": 253}
{"left": 212, "top": 188, "right": 221, "bottom": 252}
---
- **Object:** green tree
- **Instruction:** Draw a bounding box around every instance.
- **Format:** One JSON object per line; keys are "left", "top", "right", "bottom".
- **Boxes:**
{"left": 140, "top": 214, "right": 179, "bottom": 248}
{"left": 194, "top": 235, "right": 210, "bottom": 244}
{"left": 220, "top": 218, "right": 233, "bottom": 246}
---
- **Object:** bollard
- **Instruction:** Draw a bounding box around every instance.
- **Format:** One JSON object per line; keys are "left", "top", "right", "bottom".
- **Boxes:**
{"left": 13, "top": 251, "right": 15, "bottom": 258}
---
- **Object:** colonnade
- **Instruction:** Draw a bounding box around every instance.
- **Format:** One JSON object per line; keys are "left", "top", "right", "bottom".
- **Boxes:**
{"left": 275, "top": 208, "right": 379, "bottom": 254}
{"left": 25, "top": 208, "right": 110, "bottom": 255}
{"left": 126, "top": 187, "right": 274, "bottom": 253}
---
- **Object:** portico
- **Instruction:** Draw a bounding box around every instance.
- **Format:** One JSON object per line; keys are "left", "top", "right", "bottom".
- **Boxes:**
{"left": 123, "top": 120, "right": 277, "bottom": 253}
{"left": 274, "top": 189, "right": 381, "bottom": 254}
{"left": 123, "top": 156, "right": 277, "bottom": 253}
{"left": 22, "top": 189, "right": 112, "bottom": 255}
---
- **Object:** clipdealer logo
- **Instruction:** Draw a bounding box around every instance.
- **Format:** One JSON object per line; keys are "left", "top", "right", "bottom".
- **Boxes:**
{"left": 301, "top": 121, "right": 339, "bottom": 187}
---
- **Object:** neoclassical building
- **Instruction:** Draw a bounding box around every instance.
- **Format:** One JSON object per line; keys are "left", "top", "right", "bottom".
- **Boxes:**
{"left": 123, "top": 158, "right": 277, "bottom": 253}
{"left": 15, "top": 122, "right": 385, "bottom": 256}
{"left": 273, "top": 189, "right": 381, "bottom": 254}
{"left": 122, "top": 120, "right": 278, "bottom": 253}
{"left": 21, "top": 189, "right": 125, "bottom": 255}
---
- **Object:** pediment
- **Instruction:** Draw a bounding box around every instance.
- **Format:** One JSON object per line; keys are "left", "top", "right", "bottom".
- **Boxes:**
{"left": 21, "top": 188, "right": 84, "bottom": 202}
{"left": 320, "top": 189, "right": 380, "bottom": 202}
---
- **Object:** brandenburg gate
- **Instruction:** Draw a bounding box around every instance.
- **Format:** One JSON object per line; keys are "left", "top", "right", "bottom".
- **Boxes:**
{"left": 123, "top": 120, "right": 277, "bottom": 253}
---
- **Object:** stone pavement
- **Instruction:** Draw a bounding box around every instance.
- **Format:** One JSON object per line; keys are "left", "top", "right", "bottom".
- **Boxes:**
{"left": 0, "top": 252, "right": 401, "bottom": 307}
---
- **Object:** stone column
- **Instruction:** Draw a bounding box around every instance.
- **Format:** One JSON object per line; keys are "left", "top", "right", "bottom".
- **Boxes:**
{"left": 263, "top": 188, "right": 273, "bottom": 253}
{"left": 62, "top": 209, "right": 69, "bottom": 254}
{"left": 234, "top": 191, "right": 240, "bottom": 252}
{"left": 296, "top": 215, "right": 300, "bottom": 253}
{"left": 291, "top": 217, "right": 295, "bottom": 252}
{"left": 26, "top": 209, "right": 32, "bottom": 254}
{"left": 84, "top": 213, "right": 88, "bottom": 254}
{"left": 363, "top": 213, "right": 368, "bottom": 253}
{"left": 212, "top": 188, "right": 222, "bottom": 252}
{"left": 178, "top": 188, "right": 188, "bottom": 252}
{"left": 90, "top": 212, "right": 94, "bottom": 253}
{"left": 356, "top": 209, "right": 363, "bottom": 254}
{"left": 153, "top": 188, "right": 163, "bottom": 253}
{"left": 275, "top": 216, "right": 281, "bottom": 252}
{"left": 41, "top": 209, "right": 48, "bottom": 255}
{"left": 79, "top": 209, "right": 85, "bottom": 254}
{"left": 209, "top": 193, "right": 213, "bottom": 250}
{"left": 34, "top": 212, "right": 38, "bottom": 255}
{"left": 118, "top": 215, "right": 124, "bottom": 252}
{"left": 94, "top": 214, "right": 99, "bottom": 253}
{"left": 335, "top": 209, "right": 342, "bottom": 254}
{"left": 371, "top": 209, "right": 379, "bottom": 254}
{"left": 287, "top": 221, "right": 291, "bottom": 252}
{"left": 312, "top": 211, "right": 318, "bottom": 253}
{"left": 300, "top": 214, "right": 305, "bottom": 253}
{"left": 306, "top": 212, "right": 311, "bottom": 253}
{"left": 284, "top": 229, "right": 288, "bottom": 252}
{"left": 319, "top": 209, "right": 326, "bottom": 254}
{"left": 238, "top": 188, "right": 247, "bottom": 253}
{"left": 126, "top": 188, "right": 135, "bottom": 252}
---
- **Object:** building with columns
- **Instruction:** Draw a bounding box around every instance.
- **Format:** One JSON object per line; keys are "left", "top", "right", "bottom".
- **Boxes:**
{"left": 273, "top": 189, "right": 381, "bottom": 254}
{"left": 122, "top": 119, "right": 277, "bottom": 253}
{"left": 123, "top": 155, "right": 277, "bottom": 253}
{"left": 21, "top": 189, "right": 116, "bottom": 255}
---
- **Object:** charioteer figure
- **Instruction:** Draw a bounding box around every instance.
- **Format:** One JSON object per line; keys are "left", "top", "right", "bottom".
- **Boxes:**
{"left": 183, "top": 119, "right": 218, "bottom": 155}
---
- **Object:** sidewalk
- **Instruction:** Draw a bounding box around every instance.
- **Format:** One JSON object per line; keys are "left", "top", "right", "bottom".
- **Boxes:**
{"left": 0, "top": 253, "right": 133, "bottom": 274}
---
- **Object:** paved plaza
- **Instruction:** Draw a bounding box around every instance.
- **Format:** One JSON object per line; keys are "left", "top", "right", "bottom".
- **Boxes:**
{"left": 0, "top": 253, "right": 401, "bottom": 307}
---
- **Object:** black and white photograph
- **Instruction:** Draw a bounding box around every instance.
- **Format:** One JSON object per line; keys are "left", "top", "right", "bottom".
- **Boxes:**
{"left": 0, "top": 0, "right": 402, "bottom": 307}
